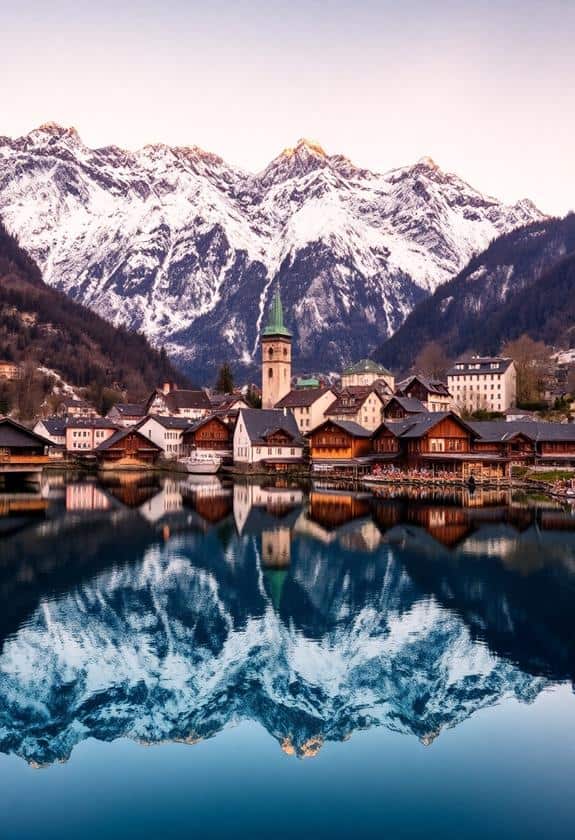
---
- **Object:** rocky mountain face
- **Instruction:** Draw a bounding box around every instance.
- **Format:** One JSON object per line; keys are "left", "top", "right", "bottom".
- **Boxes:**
{"left": 375, "top": 214, "right": 575, "bottom": 372}
{"left": 0, "top": 124, "right": 543, "bottom": 379}
{"left": 0, "top": 218, "right": 184, "bottom": 405}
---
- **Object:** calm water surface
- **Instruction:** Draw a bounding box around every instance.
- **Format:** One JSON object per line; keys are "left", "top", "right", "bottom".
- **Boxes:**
{"left": 1, "top": 473, "right": 575, "bottom": 839}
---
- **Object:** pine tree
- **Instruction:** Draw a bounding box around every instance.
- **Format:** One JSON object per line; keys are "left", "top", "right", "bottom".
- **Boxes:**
{"left": 215, "top": 363, "right": 234, "bottom": 394}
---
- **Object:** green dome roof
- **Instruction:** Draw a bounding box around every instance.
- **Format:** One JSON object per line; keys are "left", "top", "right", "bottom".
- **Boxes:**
{"left": 262, "top": 283, "right": 291, "bottom": 338}
{"left": 342, "top": 358, "right": 392, "bottom": 376}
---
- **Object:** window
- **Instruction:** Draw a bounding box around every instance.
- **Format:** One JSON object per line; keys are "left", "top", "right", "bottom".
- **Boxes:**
{"left": 268, "top": 368, "right": 273, "bottom": 379}
{"left": 268, "top": 347, "right": 274, "bottom": 359}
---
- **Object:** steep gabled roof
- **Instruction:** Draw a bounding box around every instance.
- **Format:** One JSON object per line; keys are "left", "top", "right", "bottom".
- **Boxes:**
{"left": 326, "top": 386, "right": 384, "bottom": 415}
{"left": 308, "top": 418, "right": 372, "bottom": 438}
{"left": 239, "top": 409, "right": 302, "bottom": 445}
{"left": 145, "top": 388, "right": 212, "bottom": 413}
{"left": 384, "top": 396, "right": 427, "bottom": 415}
{"left": 37, "top": 418, "right": 67, "bottom": 436}
{"left": 166, "top": 389, "right": 212, "bottom": 411}
{"left": 397, "top": 375, "right": 451, "bottom": 396}
{"left": 96, "top": 427, "right": 163, "bottom": 452}
{"left": 109, "top": 403, "right": 145, "bottom": 416}
{"left": 275, "top": 387, "right": 333, "bottom": 409}
{"left": 398, "top": 411, "right": 478, "bottom": 439}
{"left": 469, "top": 420, "right": 575, "bottom": 443}
{"left": 138, "top": 414, "right": 193, "bottom": 430}
{"left": 373, "top": 419, "right": 417, "bottom": 438}
{"left": 0, "top": 417, "right": 52, "bottom": 448}
{"left": 183, "top": 414, "right": 231, "bottom": 434}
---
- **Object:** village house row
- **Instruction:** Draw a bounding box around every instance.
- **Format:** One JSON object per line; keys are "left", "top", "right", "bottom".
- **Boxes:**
{"left": 2, "top": 285, "right": 575, "bottom": 479}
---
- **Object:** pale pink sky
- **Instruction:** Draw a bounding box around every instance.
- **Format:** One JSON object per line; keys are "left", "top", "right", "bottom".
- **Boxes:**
{"left": 3, "top": 0, "right": 574, "bottom": 215}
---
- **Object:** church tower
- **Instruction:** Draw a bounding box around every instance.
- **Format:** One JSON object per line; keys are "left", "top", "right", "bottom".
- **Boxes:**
{"left": 261, "top": 283, "right": 292, "bottom": 409}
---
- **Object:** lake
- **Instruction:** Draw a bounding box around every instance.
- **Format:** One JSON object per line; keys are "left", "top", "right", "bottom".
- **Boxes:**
{"left": 1, "top": 473, "right": 575, "bottom": 839}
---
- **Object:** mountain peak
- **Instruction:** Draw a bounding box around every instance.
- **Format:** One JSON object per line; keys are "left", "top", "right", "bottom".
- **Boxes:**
{"left": 25, "top": 122, "right": 82, "bottom": 147}
{"left": 417, "top": 155, "right": 439, "bottom": 170}
{"left": 282, "top": 138, "right": 327, "bottom": 158}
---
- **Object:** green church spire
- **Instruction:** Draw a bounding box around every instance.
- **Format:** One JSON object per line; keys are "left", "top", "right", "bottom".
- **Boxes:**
{"left": 262, "top": 282, "right": 291, "bottom": 337}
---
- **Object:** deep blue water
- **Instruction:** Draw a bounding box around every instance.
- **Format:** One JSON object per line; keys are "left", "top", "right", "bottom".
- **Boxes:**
{"left": 1, "top": 474, "right": 574, "bottom": 839}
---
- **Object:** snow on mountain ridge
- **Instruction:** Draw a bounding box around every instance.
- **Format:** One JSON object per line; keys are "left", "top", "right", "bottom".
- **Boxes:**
{"left": 0, "top": 124, "right": 544, "bottom": 377}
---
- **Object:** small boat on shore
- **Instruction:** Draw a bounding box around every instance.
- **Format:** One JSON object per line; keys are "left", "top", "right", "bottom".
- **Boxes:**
{"left": 178, "top": 451, "right": 222, "bottom": 474}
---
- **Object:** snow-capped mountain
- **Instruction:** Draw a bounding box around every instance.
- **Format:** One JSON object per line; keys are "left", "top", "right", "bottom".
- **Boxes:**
{"left": 0, "top": 123, "right": 543, "bottom": 378}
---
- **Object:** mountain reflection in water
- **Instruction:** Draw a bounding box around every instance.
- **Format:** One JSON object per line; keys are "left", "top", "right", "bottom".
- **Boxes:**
{"left": 0, "top": 474, "right": 574, "bottom": 767}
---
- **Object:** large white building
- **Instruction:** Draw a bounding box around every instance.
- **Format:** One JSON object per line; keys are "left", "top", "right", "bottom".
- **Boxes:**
{"left": 136, "top": 415, "right": 192, "bottom": 458}
{"left": 233, "top": 409, "right": 303, "bottom": 469}
{"left": 447, "top": 357, "right": 516, "bottom": 414}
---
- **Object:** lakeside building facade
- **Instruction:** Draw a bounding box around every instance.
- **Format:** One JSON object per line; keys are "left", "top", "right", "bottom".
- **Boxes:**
{"left": 447, "top": 357, "right": 516, "bottom": 414}
{"left": 95, "top": 428, "right": 162, "bottom": 468}
{"left": 181, "top": 415, "right": 233, "bottom": 457}
{"left": 275, "top": 386, "right": 337, "bottom": 432}
{"left": 233, "top": 409, "right": 304, "bottom": 472}
{"left": 136, "top": 415, "right": 192, "bottom": 459}
{"left": 64, "top": 418, "right": 118, "bottom": 452}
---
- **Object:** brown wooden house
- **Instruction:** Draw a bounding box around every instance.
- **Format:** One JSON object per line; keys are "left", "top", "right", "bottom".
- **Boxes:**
{"left": 95, "top": 428, "right": 162, "bottom": 469}
{"left": 383, "top": 396, "right": 427, "bottom": 420}
{"left": 182, "top": 415, "right": 232, "bottom": 455}
{"left": 395, "top": 375, "right": 453, "bottom": 413}
{"left": 400, "top": 413, "right": 510, "bottom": 479}
{"left": 307, "top": 419, "right": 372, "bottom": 473}
{"left": 372, "top": 420, "right": 412, "bottom": 458}
{"left": 0, "top": 418, "right": 50, "bottom": 479}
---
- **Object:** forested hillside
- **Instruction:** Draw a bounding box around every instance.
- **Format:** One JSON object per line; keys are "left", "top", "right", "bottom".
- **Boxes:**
{"left": 374, "top": 214, "right": 575, "bottom": 373}
{"left": 0, "top": 219, "right": 187, "bottom": 413}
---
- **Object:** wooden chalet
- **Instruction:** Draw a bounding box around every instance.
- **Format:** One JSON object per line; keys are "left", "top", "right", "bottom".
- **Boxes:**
{"left": 372, "top": 420, "right": 412, "bottom": 459}
{"left": 307, "top": 419, "right": 373, "bottom": 474}
{"left": 181, "top": 415, "right": 232, "bottom": 456}
{"left": 470, "top": 420, "right": 575, "bottom": 467}
{"left": 95, "top": 427, "right": 162, "bottom": 469}
{"left": 395, "top": 375, "right": 452, "bottom": 413}
{"left": 0, "top": 418, "right": 51, "bottom": 479}
{"left": 383, "top": 396, "right": 427, "bottom": 420}
{"left": 374, "top": 413, "right": 513, "bottom": 480}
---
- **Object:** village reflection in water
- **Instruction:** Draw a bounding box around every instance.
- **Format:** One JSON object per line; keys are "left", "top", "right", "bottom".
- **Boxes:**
{"left": 1, "top": 473, "right": 575, "bottom": 767}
